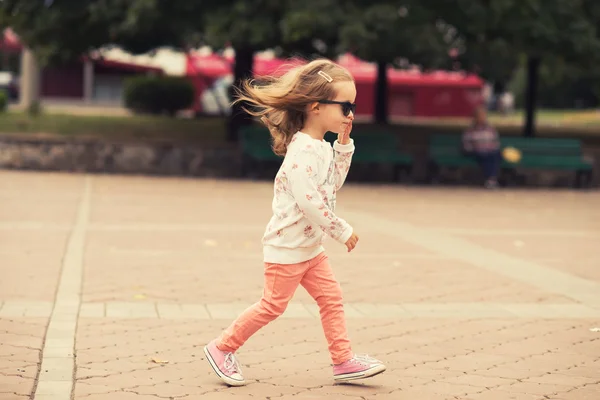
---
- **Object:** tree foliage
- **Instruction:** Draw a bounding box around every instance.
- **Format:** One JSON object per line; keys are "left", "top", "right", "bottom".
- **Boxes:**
{"left": 340, "top": 1, "right": 451, "bottom": 68}
{"left": 431, "top": 0, "right": 600, "bottom": 134}
{"left": 0, "top": 0, "right": 203, "bottom": 65}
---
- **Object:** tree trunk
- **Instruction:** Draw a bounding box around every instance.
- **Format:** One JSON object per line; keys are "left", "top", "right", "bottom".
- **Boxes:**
{"left": 227, "top": 47, "right": 254, "bottom": 142}
{"left": 524, "top": 56, "right": 540, "bottom": 137}
{"left": 19, "top": 48, "right": 41, "bottom": 109}
{"left": 375, "top": 61, "right": 388, "bottom": 124}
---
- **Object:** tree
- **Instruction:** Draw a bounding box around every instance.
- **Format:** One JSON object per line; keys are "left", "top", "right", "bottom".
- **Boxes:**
{"left": 339, "top": 0, "right": 452, "bottom": 124}
{"left": 0, "top": 0, "right": 203, "bottom": 65}
{"left": 203, "top": 0, "right": 349, "bottom": 141}
{"left": 454, "top": 38, "right": 519, "bottom": 103}
{"left": 511, "top": 56, "right": 600, "bottom": 109}
{"left": 431, "top": 0, "right": 600, "bottom": 136}
{"left": 202, "top": 1, "right": 288, "bottom": 141}
{"left": 0, "top": 0, "right": 206, "bottom": 109}
{"left": 278, "top": 0, "right": 348, "bottom": 59}
{"left": 1, "top": 0, "right": 347, "bottom": 141}
{"left": 1, "top": 0, "right": 110, "bottom": 65}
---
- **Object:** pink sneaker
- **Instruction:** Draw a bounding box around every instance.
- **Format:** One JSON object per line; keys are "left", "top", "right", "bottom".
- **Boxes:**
{"left": 203, "top": 340, "right": 246, "bottom": 386}
{"left": 333, "top": 354, "right": 386, "bottom": 382}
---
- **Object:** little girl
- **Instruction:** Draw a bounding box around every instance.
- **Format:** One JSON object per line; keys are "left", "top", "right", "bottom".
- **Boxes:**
{"left": 204, "top": 59, "right": 386, "bottom": 386}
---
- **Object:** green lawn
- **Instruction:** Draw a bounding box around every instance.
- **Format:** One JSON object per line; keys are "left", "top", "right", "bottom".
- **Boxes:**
{"left": 491, "top": 110, "right": 600, "bottom": 128}
{"left": 391, "top": 110, "right": 600, "bottom": 131}
{"left": 1, "top": 109, "right": 598, "bottom": 145}
{"left": 0, "top": 112, "right": 228, "bottom": 144}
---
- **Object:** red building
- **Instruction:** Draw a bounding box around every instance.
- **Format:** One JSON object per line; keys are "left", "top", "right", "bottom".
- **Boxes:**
{"left": 186, "top": 52, "right": 484, "bottom": 118}
{"left": 1, "top": 29, "right": 163, "bottom": 105}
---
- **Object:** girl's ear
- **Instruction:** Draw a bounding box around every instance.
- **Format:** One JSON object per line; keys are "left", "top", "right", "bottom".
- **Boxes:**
{"left": 310, "top": 102, "right": 320, "bottom": 113}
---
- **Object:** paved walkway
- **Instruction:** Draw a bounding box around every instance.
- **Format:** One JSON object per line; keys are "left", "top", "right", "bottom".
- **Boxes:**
{"left": 0, "top": 170, "right": 599, "bottom": 400}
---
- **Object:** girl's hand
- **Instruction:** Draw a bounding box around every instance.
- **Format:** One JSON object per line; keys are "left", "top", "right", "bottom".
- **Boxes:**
{"left": 338, "top": 121, "right": 352, "bottom": 145}
{"left": 345, "top": 232, "right": 359, "bottom": 252}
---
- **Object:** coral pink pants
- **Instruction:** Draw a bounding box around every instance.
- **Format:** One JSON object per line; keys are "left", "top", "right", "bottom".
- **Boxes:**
{"left": 216, "top": 252, "right": 352, "bottom": 364}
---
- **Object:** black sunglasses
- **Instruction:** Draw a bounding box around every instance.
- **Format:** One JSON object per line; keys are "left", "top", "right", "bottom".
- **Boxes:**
{"left": 318, "top": 100, "right": 356, "bottom": 117}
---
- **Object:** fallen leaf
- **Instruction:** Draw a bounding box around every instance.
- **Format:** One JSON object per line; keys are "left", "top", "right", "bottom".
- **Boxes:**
{"left": 590, "top": 328, "right": 600, "bottom": 332}
{"left": 134, "top": 294, "right": 146, "bottom": 300}
{"left": 151, "top": 358, "right": 169, "bottom": 364}
{"left": 204, "top": 239, "right": 218, "bottom": 247}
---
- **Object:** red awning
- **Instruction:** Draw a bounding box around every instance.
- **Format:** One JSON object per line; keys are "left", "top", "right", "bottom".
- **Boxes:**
{"left": 0, "top": 29, "right": 22, "bottom": 52}
{"left": 186, "top": 52, "right": 483, "bottom": 88}
{"left": 90, "top": 57, "right": 164, "bottom": 74}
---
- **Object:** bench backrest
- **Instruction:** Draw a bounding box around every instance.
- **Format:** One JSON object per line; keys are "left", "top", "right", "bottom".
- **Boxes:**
{"left": 429, "top": 134, "right": 464, "bottom": 157}
{"left": 430, "top": 134, "right": 584, "bottom": 157}
{"left": 240, "top": 125, "right": 271, "bottom": 148}
{"left": 500, "top": 137, "right": 583, "bottom": 157}
{"left": 326, "top": 131, "right": 399, "bottom": 152}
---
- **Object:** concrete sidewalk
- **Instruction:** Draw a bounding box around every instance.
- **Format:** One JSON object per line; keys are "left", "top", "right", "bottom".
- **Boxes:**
{"left": 0, "top": 170, "right": 599, "bottom": 400}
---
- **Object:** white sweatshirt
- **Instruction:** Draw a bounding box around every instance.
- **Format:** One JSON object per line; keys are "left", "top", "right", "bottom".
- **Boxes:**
{"left": 262, "top": 131, "right": 355, "bottom": 264}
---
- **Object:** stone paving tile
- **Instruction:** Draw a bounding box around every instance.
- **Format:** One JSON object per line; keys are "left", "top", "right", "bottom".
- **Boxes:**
{"left": 539, "top": 259, "right": 600, "bottom": 284}
{"left": 0, "top": 301, "right": 54, "bottom": 318}
{"left": 454, "top": 234, "right": 600, "bottom": 283}
{"left": 0, "top": 318, "right": 47, "bottom": 399}
{"left": 0, "top": 171, "right": 83, "bottom": 224}
{"left": 329, "top": 257, "right": 571, "bottom": 304}
{"left": 3, "top": 172, "right": 600, "bottom": 400}
{"left": 0, "top": 394, "right": 30, "bottom": 400}
{"left": 73, "top": 317, "right": 600, "bottom": 399}
{"left": 76, "top": 301, "right": 600, "bottom": 321}
{"left": 342, "top": 187, "right": 600, "bottom": 232}
{"left": 82, "top": 231, "right": 568, "bottom": 304}
{"left": 552, "top": 385, "right": 600, "bottom": 400}
{"left": 0, "top": 231, "right": 69, "bottom": 301}
{"left": 89, "top": 176, "right": 274, "bottom": 226}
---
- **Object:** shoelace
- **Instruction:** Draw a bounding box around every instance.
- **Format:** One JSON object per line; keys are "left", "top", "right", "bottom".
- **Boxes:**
{"left": 223, "top": 353, "right": 243, "bottom": 374}
{"left": 354, "top": 354, "right": 380, "bottom": 364}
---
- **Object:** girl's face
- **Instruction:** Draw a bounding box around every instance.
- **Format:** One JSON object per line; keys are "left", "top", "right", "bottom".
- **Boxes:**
{"left": 320, "top": 80, "right": 356, "bottom": 134}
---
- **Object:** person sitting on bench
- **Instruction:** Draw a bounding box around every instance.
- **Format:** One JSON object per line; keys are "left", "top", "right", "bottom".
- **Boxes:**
{"left": 462, "top": 106, "right": 501, "bottom": 188}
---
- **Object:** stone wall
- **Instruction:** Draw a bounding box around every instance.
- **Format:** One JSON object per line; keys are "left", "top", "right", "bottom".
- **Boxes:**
{"left": 0, "top": 134, "right": 597, "bottom": 188}
{"left": 0, "top": 135, "right": 241, "bottom": 177}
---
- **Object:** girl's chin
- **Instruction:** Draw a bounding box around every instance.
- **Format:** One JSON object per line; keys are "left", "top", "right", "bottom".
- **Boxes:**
{"left": 332, "top": 124, "right": 347, "bottom": 134}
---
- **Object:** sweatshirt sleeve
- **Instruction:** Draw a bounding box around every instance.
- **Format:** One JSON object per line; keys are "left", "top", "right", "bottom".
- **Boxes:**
{"left": 332, "top": 138, "right": 354, "bottom": 190}
{"left": 288, "top": 149, "right": 353, "bottom": 244}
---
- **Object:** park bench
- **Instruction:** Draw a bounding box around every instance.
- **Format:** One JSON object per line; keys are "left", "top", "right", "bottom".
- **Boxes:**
{"left": 239, "top": 125, "right": 282, "bottom": 177}
{"left": 427, "top": 134, "right": 594, "bottom": 187}
{"left": 324, "top": 131, "right": 413, "bottom": 181}
{"left": 239, "top": 125, "right": 414, "bottom": 181}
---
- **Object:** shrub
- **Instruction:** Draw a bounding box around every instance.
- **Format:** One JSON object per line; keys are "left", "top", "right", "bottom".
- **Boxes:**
{"left": 124, "top": 76, "right": 195, "bottom": 116}
{"left": 0, "top": 90, "right": 7, "bottom": 113}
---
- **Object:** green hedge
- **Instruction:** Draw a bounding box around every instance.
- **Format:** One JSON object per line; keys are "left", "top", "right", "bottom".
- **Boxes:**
{"left": 0, "top": 91, "right": 7, "bottom": 113}
{"left": 124, "top": 76, "right": 195, "bottom": 116}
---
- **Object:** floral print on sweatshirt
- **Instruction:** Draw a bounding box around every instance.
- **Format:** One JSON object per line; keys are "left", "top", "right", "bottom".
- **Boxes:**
{"left": 263, "top": 132, "right": 355, "bottom": 264}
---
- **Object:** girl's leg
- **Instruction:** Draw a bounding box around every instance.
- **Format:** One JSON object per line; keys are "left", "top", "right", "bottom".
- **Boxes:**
{"left": 299, "top": 253, "right": 352, "bottom": 365}
{"left": 301, "top": 252, "right": 386, "bottom": 382}
{"left": 217, "top": 260, "right": 308, "bottom": 353}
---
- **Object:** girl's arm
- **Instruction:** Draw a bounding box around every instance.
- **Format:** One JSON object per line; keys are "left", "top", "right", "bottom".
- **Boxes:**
{"left": 332, "top": 139, "right": 354, "bottom": 191}
{"left": 332, "top": 122, "right": 354, "bottom": 190}
{"left": 288, "top": 150, "right": 353, "bottom": 245}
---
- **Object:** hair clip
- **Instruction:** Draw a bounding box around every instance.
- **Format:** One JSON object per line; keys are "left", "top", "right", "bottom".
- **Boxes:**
{"left": 318, "top": 70, "right": 333, "bottom": 83}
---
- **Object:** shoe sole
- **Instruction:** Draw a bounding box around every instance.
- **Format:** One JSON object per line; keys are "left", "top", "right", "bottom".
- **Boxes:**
{"left": 203, "top": 345, "right": 246, "bottom": 387}
{"left": 334, "top": 364, "right": 386, "bottom": 382}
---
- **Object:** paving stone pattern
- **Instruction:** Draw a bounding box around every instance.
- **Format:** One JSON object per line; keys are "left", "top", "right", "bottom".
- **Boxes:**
{"left": 0, "top": 171, "right": 599, "bottom": 399}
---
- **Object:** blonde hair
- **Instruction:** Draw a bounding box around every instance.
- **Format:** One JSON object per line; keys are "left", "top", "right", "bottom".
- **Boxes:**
{"left": 233, "top": 58, "right": 354, "bottom": 156}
